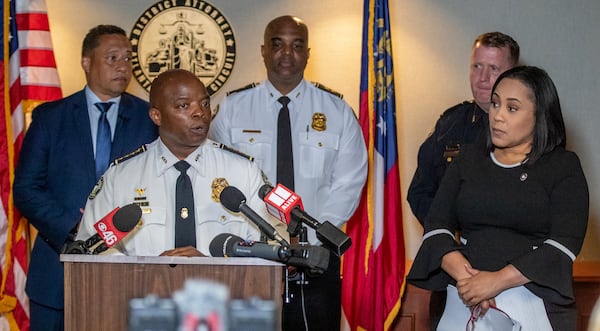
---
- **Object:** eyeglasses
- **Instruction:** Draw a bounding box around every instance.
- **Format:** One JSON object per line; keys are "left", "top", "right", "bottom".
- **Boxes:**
{"left": 466, "top": 304, "right": 521, "bottom": 331}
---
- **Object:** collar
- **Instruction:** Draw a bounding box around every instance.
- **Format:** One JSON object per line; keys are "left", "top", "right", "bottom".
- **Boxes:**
{"left": 264, "top": 79, "right": 306, "bottom": 111}
{"left": 85, "top": 86, "right": 121, "bottom": 111}
{"left": 155, "top": 139, "right": 208, "bottom": 177}
{"left": 471, "top": 102, "right": 489, "bottom": 124}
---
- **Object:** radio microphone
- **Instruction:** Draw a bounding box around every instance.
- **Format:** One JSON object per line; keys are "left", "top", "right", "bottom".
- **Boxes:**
{"left": 63, "top": 203, "right": 142, "bottom": 254}
{"left": 209, "top": 233, "right": 329, "bottom": 274}
{"left": 219, "top": 186, "right": 290, "bottom": 248}
{"left": 209, "top": 233, "right": 289, "bottom": 261}
{"left": 259, "top": 184, "right": 352, "bottom": 256}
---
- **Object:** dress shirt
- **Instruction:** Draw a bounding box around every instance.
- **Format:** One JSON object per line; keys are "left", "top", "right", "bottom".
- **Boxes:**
{"left": 209, "top": 79, "right": 367, "bottom": 244}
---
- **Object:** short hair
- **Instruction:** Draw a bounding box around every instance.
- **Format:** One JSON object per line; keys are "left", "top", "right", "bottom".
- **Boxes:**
{"left": 473, "top": 32, "right": 520, "bottom": 66}
{"left": 82, "top": 25, "right": 127, "bottom": 57}
{"left": 486, "top": 66, "right": 566, "bottom": 164}
{"left": 149, "top": 69, "right": 200, "bottom": 108}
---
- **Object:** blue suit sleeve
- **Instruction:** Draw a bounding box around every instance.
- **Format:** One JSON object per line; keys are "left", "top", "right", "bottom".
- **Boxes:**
{"left": 13, "top": 107, "right": 82, "bottom": 252}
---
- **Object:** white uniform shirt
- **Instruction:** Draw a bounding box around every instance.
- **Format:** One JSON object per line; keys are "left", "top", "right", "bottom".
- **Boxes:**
{"left": 209, "top": 79, "right": 368, "bottom": 244}
{"left": 76, "top": 138, "right": 287, "bottom": 256}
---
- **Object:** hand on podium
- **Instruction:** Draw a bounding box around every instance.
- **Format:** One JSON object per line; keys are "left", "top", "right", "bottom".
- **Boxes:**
{"left": 160, "top": 246, "right": 206, "bottom": 257}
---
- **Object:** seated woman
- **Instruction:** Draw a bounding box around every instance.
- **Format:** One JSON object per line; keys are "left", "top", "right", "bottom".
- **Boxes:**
{"left": 407, "top": 66, "right": 589, "bottom": 330}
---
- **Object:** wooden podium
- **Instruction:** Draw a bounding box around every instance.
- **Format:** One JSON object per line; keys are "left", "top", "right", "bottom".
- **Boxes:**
{"left": 61, "top": 254, "right": 284, "bottom": 330}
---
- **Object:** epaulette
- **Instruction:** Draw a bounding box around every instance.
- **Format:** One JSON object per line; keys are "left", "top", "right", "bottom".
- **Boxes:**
{"left": 212, "top": 142, "right": 255, "bottom": 162}
{"left": 211, "top": 142, "right": 273, "bottom": 186}
{"left": 439, "top": 100, "right": 474, "bottom": 118}
{"left": 312, "top": 82, "right": 343, "bottom": 99}
{"left": 111, "top": 145, "right": 147, "bottom": 166}
{"left": 226, "top": 82, "right": 260, "bottom": 96}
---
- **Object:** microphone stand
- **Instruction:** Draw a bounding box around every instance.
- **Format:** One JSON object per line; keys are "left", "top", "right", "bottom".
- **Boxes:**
{"left": 285, "top": 226, "right": 309, "bottom": 297}
{"left": 295, "top": 226, "right": 309, "bottom": 286}
{"left": 287, "top": 226, "right": 310, "bottom": 330}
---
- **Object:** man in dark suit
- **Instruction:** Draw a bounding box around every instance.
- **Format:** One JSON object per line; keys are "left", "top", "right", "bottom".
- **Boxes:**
{"left": 13, "top": 25, "right": 158, "bottom": 331}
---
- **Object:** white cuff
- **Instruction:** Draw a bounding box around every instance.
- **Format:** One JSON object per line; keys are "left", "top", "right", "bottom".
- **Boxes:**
{"left": 423, "top": 229, "right": 454, "bottom": 242}
{"left": 544, "top": 239, "right": 576, "bottom": 261}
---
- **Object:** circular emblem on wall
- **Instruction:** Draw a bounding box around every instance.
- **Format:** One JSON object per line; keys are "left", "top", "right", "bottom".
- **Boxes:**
{"left": 129, "top": 0, "right": 235, "bottom": 95}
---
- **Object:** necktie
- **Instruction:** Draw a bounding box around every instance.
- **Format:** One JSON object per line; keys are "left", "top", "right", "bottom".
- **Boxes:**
{"left": 277, "top": 96, "right": 294, "bottom": 190}
{"left": 174, "top": 160, "right": 196, "bottom": 248}
{"left": 95, "top": 102, "right": 113, "bottom": 180}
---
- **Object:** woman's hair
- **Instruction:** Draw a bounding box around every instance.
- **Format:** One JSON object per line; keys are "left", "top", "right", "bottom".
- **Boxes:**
{"left": 486, "top": 66, "right": 566, "bottom": 163}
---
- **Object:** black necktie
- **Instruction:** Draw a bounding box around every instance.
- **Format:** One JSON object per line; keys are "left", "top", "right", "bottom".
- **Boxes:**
{"left": 95, "top": 102, "right": 113, "bottom": 180}
{"left": 174, "top": 160, "right": 196, "bottom": 248}
{"left": 277, "top": 96, "right": 294, "bottom": 190}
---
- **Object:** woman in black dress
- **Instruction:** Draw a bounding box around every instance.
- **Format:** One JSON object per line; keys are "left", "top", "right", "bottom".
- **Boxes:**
{"left": 407, "top": 66, "right": 589, "bottom": 330}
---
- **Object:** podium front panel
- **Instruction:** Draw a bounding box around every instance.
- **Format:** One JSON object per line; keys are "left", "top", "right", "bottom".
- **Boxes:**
{"left": 61, "top": 255, "right": 283, "bottom": 330}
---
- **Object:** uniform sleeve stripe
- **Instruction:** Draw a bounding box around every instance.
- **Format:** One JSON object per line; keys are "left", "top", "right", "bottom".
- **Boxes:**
{"left": 544, "top": 239, "right": 576, "bottom": 261}
{"left": 423, "top": 229, "right": 454, "bottom": 242}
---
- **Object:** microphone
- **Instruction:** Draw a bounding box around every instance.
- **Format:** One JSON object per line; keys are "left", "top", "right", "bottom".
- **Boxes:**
{"left": 63, "top": 203, "right": 142, "bottom": 254}
{"left": 259, "top": 184, "right": 352, "bottom": 256}
{"left": 209, "top": 233, "right": 329, "bottom": 274}
{"left": 209, "top": 233, "right": 288, "bottom": 261}
{"left": 219, "top": 186, "right": 290, "bottom": 248}
{"left": 258, "top": 184, "right": 303, "bottom": 235}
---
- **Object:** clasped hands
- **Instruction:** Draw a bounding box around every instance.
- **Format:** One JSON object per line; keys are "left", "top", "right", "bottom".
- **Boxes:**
{"left": 457, "top": 264, "right": 501, "bottom": 318}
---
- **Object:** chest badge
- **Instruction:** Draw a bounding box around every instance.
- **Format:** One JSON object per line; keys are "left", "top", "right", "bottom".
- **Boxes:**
{"left": 211, "top": 177, "right": 230, "bottom": 203}
{"left": 311, "top": 113, "right": 327, "bottom": 131}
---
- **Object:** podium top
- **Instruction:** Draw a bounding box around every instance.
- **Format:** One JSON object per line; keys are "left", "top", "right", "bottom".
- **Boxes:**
{"left": 60, "top": 254, "right": 284, "bottom": 266}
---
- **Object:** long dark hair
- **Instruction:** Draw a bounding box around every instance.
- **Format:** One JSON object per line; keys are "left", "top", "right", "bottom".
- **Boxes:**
{"left": 486, "top": 66, "right": 566, "bottom": 164}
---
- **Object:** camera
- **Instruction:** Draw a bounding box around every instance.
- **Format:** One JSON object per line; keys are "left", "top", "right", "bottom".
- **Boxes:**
{"left": 228, "top": 297, "right": 277, "bottom": 331}
{"left": 128, "top": 295, "right": 178, "bottom": 331}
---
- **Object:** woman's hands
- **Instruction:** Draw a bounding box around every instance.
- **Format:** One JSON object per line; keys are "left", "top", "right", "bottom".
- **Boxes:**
{"left": 456, "top": 264, "right": 529, "bottom": 316}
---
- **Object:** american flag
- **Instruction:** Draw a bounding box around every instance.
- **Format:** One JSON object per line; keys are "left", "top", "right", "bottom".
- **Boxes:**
{"left": 1, "top": 0, "right": 61, "bottom": 329}
{"left": 341, "top": 0, "right": 405, "bottom": 330}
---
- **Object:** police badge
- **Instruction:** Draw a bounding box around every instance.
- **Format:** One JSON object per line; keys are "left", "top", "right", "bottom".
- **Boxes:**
{"left": 211, "top": 178, "right": 230, "bottom": 202}
{"left": 311, "top": 113, "right": 327, "bottom": 131}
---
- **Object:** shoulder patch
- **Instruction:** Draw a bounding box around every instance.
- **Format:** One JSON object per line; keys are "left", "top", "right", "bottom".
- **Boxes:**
{"left": 111, "top": 145, "right": 147, "bottom": 166}
{"left": 88, "top": 177, "right": 104, "bottom": 200}
{"left": 312, "top": 82, "right": 343, "bottom": 99}
{"left": 212, "top": 142, "right": 255, "bottom": 162}
{"left": 226, "top": 82, "right": 260, "bottom": 96}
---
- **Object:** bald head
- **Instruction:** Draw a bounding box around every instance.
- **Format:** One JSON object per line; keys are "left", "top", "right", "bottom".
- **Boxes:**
{"left": 264, "top": 15, "right": 309, "bottom": 45}
{"left": 148, "top": 69, "right": 212, "bottom": 159}
{"left": 149, "top": 69, "right": 203, "bottom": 109}
{"left": 261, "top": 15, "right": 310, "bottom": 94}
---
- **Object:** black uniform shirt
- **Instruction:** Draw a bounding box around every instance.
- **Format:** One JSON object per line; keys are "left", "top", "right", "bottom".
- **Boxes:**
{"left": 407, "top": 100, "right": 488, "bottom": 224}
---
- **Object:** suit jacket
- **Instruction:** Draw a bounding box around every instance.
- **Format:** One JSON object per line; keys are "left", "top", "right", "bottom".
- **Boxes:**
{"left": 13, "top": 89, "right": 158, "bottom": 309}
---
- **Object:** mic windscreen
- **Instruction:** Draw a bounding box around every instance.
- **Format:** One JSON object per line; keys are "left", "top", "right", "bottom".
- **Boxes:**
{"left": 258, "top": 184, "right": 273, "bottom": 200}
{"left": 209, "top": 233, "right": 243, "bottom": 257}
{"left": 112, "top": 203, "right": 142, "bottom": 232}
{"left": 219, "top": 186, "right": 246, "bottom": 213}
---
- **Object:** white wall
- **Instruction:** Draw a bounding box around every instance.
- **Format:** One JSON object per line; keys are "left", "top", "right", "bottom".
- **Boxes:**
{"left": 45, "top": 0, "right": 600, "bottom": 261}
